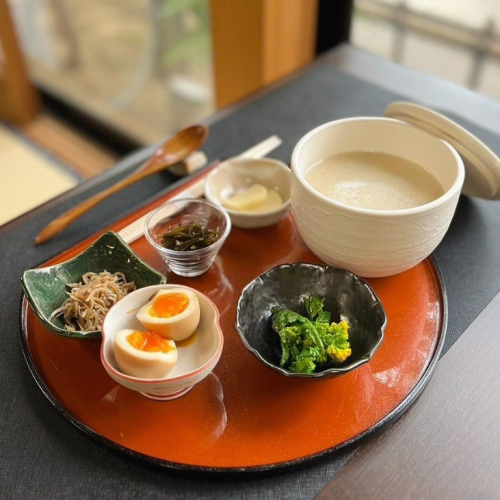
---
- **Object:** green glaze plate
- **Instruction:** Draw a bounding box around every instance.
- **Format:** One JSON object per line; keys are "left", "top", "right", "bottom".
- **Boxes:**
{"left": 21, "top": 231, "right": 166, "bottom": 339}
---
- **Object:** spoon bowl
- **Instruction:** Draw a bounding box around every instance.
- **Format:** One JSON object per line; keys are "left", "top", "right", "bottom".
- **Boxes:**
{"left": 150, "top": 125, "right": 208, "bottom": 168}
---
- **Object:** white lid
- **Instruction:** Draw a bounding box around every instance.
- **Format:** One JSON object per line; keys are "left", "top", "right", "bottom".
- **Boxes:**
{"left": 384, "top": 102, "right": 500, "bottom": 200}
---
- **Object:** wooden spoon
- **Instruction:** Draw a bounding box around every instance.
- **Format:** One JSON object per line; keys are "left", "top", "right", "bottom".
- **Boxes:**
{"left": 35, "top": 125, "right": 209, "bottom": 245}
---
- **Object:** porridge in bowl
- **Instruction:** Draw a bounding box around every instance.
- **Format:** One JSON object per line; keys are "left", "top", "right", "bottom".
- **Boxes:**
{"left": 304, "top": 151, "right": 444, "bottom": 211}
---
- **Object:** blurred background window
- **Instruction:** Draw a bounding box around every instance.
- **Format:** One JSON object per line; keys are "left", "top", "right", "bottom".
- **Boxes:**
{"left": 8, "top": 0, "right": 214, "bottom": 145}
{"left": 7, "top": 0, "right": 500, "bottom": 154}
{"left": 352, "top": 0, "right": 500, "bottom": 100}
{"left": 1, "top": 0, "right": 322, "bottom": 224}
{"left": 8, "top": 0, "right": 500, "bottom": 224}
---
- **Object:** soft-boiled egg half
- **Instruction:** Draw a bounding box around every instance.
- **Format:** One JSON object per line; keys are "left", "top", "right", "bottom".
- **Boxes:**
{"left": 114, "top": 329, "right": 177, "bottom": 379}
{"left": 136, "top": 288, "right": 200, "bottom": 341}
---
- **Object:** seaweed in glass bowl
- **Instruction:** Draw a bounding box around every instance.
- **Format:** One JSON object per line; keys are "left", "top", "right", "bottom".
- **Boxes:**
{"left": 145, "top": 199, "right": 231, "bottom": 278}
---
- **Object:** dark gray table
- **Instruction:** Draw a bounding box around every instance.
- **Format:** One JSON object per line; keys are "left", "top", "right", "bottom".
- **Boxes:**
{"left": 2, "top": 45, "right": 500, "bottom": 500}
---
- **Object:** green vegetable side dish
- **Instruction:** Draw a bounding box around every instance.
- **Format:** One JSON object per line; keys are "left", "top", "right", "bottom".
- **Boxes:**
{"left": 158, "top": 222, "right": 220, "bottom": 251}
{"left": 271, "top": 295, "right": 352, "bottom": 374}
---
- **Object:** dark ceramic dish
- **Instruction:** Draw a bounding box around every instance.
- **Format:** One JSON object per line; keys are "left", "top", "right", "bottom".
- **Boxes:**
{"left": 21, "top": 232, "right": 166, "bottom": 339}
{"left": 236, "top": 263, "right": 387, "bottom": 378}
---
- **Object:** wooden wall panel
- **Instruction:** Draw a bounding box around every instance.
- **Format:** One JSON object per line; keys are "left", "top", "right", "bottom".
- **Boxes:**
{"left": 210, "top": 0, "right": 265, "bottom": 108}
{"left": 210, "top": 0, "right": 318, "bottom": 108}
{"left": 262, "top": 0, "right": 318, "bottom": 85}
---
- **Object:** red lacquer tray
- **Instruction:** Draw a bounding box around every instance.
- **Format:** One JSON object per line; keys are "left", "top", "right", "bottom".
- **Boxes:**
{"left": 20, "top": 171, "right": 447, "bottom": 472}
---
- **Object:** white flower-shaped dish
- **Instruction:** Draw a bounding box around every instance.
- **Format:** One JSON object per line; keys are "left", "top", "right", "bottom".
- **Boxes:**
{"left": 101, "top": 284, "right": 223, "bottom": 401}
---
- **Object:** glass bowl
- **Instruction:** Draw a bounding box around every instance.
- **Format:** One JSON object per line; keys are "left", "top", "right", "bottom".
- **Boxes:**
{"left": 145, "top": 199, "right": 231, "bottom": 277}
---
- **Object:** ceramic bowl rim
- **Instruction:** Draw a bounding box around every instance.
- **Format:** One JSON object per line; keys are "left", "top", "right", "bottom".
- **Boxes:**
{"left": 204, "top": 157, "right": 292, "bottom": 218}
{"left": 144, "top": 198, "right": 232, "bottom": 256}
{"left": 20, "top": 231, "right": 166, "bottom": 339}
{"left": 291, "top": 116, "right": 465, "bottom": 217}
{"left": 235, "top": 262, "right": 387, "bottom": 379}
{"left": 100, "top": 283, "right": 224, "bottom": 384}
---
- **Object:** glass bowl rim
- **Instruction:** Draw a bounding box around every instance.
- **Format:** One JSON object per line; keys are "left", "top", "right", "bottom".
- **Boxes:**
{"left": 144, "top": 198, "right": 232, "bottom": 256}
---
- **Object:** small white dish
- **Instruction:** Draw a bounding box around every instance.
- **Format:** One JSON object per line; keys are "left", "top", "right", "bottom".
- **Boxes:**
{"left": 204, "top": 158, "right": 291, "bottom": 229}
{"left": 101, "top": 284, "right": 223, "bottom": 401}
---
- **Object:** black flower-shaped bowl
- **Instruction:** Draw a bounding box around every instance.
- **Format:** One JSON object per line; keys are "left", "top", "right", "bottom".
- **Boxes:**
{"left": 236, "top": 263, "right": 387, "bottom": 378}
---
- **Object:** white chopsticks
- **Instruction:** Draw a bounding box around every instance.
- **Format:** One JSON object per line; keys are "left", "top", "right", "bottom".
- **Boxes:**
{"left": 118, "top": 135, "right": 282, "bottom": 244}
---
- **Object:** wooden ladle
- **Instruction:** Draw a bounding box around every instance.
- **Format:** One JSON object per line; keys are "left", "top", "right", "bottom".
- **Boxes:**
{"left": 35, "top": 125, "right": 209, "bottom": 245}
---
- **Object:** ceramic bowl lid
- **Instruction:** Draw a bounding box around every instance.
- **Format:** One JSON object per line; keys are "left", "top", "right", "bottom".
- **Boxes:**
{"left": 384, "top": 102, "right": 500, "bottom": 200}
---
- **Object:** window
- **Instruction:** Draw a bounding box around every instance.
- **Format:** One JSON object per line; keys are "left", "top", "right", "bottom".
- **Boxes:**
{"left": 352, "top": 0, "right": 500, "bottom": 101}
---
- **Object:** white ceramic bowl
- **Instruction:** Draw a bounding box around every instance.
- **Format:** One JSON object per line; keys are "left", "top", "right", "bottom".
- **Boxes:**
{"left": 101, "top": 284, "right": 223, "bottom": 401}
{"left": 291, "top": 117, "right": 465, "bottom": 277}
{"left": 204, "top": 158, "right": 291, "bottom": 229}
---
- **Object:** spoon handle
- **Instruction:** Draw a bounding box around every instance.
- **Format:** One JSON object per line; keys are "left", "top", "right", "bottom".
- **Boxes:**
{"left": 35, "top": 159, "right": 166, "bottom": 245}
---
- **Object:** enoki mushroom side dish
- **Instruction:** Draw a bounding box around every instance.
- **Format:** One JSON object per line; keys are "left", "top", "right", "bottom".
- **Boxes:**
{"left": 50, "top": 271, "right": 136, "bottom": 332}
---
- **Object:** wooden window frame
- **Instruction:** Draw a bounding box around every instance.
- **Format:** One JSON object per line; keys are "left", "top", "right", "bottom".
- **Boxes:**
{"left": 0, "top": 0, "right": 40, "bottom": 125}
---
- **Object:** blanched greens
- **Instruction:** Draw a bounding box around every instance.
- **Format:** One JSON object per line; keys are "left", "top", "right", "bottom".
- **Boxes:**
{"left": 271, "top": 295, "right": 352, "bottom": 374}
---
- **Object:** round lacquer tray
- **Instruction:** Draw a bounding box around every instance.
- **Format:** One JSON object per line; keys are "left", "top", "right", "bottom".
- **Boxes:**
{"left": 20, "top": 179, "right": 447, "bottom": 473}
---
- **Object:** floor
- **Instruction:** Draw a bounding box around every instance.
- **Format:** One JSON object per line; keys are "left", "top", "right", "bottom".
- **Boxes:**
{"left": 0, "top": 112, "right": 119, "bottom": 226}
{"left": 0, "top": 122, "right": 76, "bottom": 225}
{"left": 20, "top": 113, "right": 118, "bottom": 179}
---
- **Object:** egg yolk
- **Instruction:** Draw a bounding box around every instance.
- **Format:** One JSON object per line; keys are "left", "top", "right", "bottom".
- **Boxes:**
{"left": 148, "top": 292, "right": 189, "bottom": 318}
{"left": 126, "top": 331, "right": 174, "bottom": 353}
